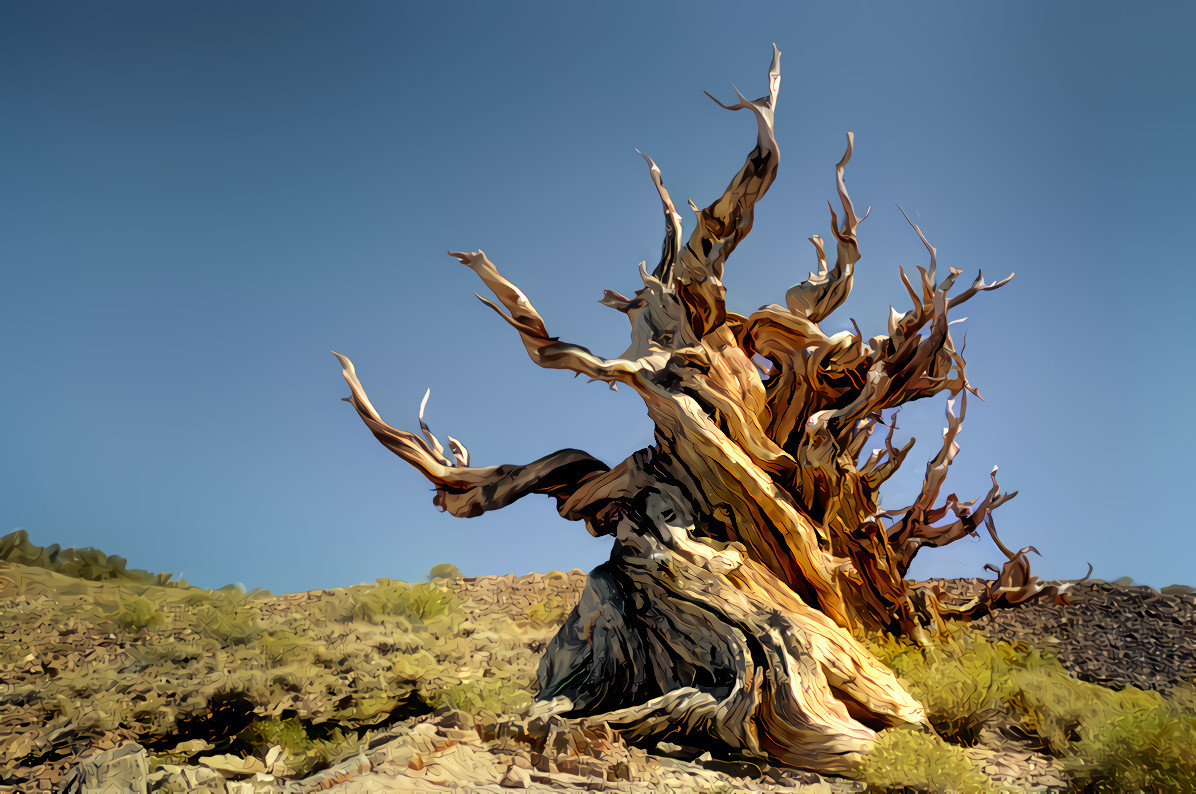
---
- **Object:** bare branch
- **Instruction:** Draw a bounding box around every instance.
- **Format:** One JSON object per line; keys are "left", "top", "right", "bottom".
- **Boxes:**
{"left": 933, "top": 516, "right": 1094, "bottom": 621}
{"left": 334, "top": 351, "right": 454, "bottom": 483}
{"left": 842, "top": 412, "right": 880, "bottom": 463}
{"left": 897, "top": 206, "right": 937, "bottom": 287}
{"left": 417, "top": 388, "right": 450, "bottom": 466}
{"left": 675, "top": 44, "right": 782, "bottom": 336}
{"left": 334, "top": 350, "right": 611, "bottom": 523}
{"left": 890, "top": 464, "right": 1019, "bottom": 576}
{"left": 637, "top": 150, "right": 684, "bottom": 284}
{"left": 912, "top": 392, "right": 967, "bottom": 518}
{"left": 828, "top": 133, "right": 863, "bottom": 279}
{"left": 785, "top": 232, "right": 855, "bottom": 323}
{"left": 448, "top": 250, "right": 641, "bottom": 386}
{"left": 861, "top": 428, "right": 916, "bottom": 493}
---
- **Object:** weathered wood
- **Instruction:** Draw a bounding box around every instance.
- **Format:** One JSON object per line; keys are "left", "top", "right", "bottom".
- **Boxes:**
{"left": 335, "top": 45, "right": 1087, "bottom": 773}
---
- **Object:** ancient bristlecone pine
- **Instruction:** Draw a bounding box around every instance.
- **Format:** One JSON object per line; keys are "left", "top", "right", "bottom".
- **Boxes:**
{"left": 334, "top": 46, "right": 1088, "bottom": 773}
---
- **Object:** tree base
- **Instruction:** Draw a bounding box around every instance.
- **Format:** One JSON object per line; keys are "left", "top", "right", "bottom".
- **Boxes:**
{"left": 537, "top": 529, "right": 928, "bottom": 774}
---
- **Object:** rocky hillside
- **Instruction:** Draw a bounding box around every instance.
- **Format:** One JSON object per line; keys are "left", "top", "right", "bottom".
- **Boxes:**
{"left": 2, "top": 536, "right": 1194, "bottom": 792}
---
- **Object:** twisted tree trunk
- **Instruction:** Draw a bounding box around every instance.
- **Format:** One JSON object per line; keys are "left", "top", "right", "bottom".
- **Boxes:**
{"left": 334, "top": 45, "right": 1087, "bottom": 773}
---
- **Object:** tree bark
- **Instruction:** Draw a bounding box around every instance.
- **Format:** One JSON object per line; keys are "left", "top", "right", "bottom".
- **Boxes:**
{"left": 334, "top": 44, "right": 1088, "bottom": 773}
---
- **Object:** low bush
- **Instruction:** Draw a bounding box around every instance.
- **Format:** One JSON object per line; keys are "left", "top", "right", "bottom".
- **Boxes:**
{"left": 351, "top": 579, "right": 463, "bottom": 632}
{"left": 95, "top": 590, "right": 164, "bottom": 632}
{"left": 189, "top": 587, "right": 261, "bottom": 644}
{"left": 237, "top": 716, "right": 363, "bottom": 778}
{"left": 865, "top": 622, "right": 1020, "bottom": 746}
{"left": 854, "top": 725, "right": 998, "bottom": 793}
{"left": 423, "top": 675, "right": 534, "bottom": 718}
{"left": 524, "top": 594, "right": 572, "bottom": 629}
{"left": 0, "top": 529, "right": 178, "bottom": 586}
{"left": 256, "top": 626, "right": 316, "bottom": 667}
{"left": 1003, "top": 666, "right": 1196, "bottom": 791}
{"left": 427, "top": 563, "right": 464, "bottom": 581}
{"left": 1003, "top": 665, "right": 1112, "bottom": 756}
{"left": 1061, "top": 691, "right": 1196, "bottom": 791}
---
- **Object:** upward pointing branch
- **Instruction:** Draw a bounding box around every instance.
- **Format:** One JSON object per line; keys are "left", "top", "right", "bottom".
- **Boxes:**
{"left": 637, "top": 150, "right": 684, "bottom": 284}
{"left": 675, "top": 44, "right": 782, "bottom": 337}
{"left": 783, "top": 134, "right": 864, "bottom": 324}
{"left": 446, "top": 249, "right": 642, "bottom": 388}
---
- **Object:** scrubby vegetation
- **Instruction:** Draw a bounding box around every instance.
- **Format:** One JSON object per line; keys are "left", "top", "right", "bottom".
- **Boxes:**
{"left": 426, "top": 563, "right": 463, "bottom": 581}
{"left": 0, "top": 531, "right": 552, "bottom": 790}
{"left": 855, "top": 725, "right": 998, "bottom": 793}
{"left": 856, "top": 620, "right": 1196, "bottom": 792}
{"left": 234, "top": 716, "right": 362, "bottom": 779}
{"left": 866, "top": 622, "right": 1014, "bottom": 746}
{"left": 0, "top": 529, "right": 182, "bottom": 587}
{"left": 2, "top": 530, "right": 1194, "bottom": 792}
{"left": 1007, "top": 664, "right": 1196, "bottom": 791}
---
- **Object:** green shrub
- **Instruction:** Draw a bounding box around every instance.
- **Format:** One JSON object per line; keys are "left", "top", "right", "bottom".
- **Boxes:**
{"left": 1061, "top": 688, "right": 1196, "bottom": 791}
{"left": 127, "top": 638, "right": 204, "bottom": 665}
{"left": 423, "top": 676, "right": 534, "bottom": 718}
{"left": 234, "top": 717, "right": 358, "bottom": 779}
{"left": 0, "top": 529, "right": 177, "bottom": 586}
{"left": 256, "top": 626, "right": 315, "bottom": 667}
{"left": 427, "top": 563, "right": 464, "bottom": 581}
{"left": 855, "top": 725, "right": 999, "bottom": 793}
{"left": 1014, "top": 674, "right": 1196, "bottom": 794}
{"left": 190, "top": 588, "right": 261, "bottom": 644}
{"left": 1003, "top": 662, "right": 1196, "bottom": 790}
{"left": 1004, "top": 666, "right": 1114, "bottom": 756}
{"left": 238, "top": 717, "right": 362, "bottom": 778}
{"left": 865, "top": 623, "right": 1016, "bottom": 746}
{"left": 524, "top": 594, "right": 571, "bottom": 629}
{"left": 95, "top": 591, "right": 164, "bottom": 631}
{"left": 1166, "top": 676, "right": 1196, "bottom": 717}
{"left": 352, "top": 579, "right": 462, "bottom": 630}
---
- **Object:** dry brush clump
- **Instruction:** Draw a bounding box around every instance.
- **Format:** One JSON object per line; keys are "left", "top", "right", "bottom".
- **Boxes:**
{"left": 855, "top": 619, "right": 1196, "bottom": 791}
{"left": 855, "top": 726, "right": 999, "bottom": 793}
{"left": 1004, "top": 663, "right": 1196, "bottom": 791}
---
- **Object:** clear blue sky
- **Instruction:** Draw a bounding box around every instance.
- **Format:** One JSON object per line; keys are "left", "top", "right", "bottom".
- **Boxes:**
{"left": 3, "top": 2, "right": 1193, "bottom": 595}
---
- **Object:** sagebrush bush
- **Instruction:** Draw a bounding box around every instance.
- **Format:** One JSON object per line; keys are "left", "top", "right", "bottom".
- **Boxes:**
{"left": 855, "top": 725, "right": 999, "bottom": 793}
{"left": 424, "top": 675, "right": 534, "bottom": 718}
{"left": 999, "top": 653, "right": 1196, "bottom": 791}
{"left": 524, "top": 593, "right": 572, "bottom": 629}
{"left": 1061, "top": 693, "right": 1196, "bottom": 792}
{"left": 256, "top": 626, "right": 315, "bottom": 667}
{"left": 351, "top": 579, "right": 463, "bottom": 631}
{"left": 190, "top": 588, "right": 261, "bottom": 644}
{"left": 1167, "top": 676, "right": 1196, "bottom": 717}
{"left": 0, "top": 529, "right": 178, "bottom": 586}
{"left": 427, "top": 563, "right": 463, "bottom": 581}
{"left": 238, "top": 716, "right": 362, "bottom": 778}
{"left": 865, "top": 622, "right": 1018, "bottom": 746}
{"left": 1004, "top": 665, "right": 1114, "bottom": 756}
{"left": 95, "top": 591, "right": 164, "bottom": 631}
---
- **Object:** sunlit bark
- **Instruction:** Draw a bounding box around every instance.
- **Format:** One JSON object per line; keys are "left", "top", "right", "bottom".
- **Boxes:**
{"left": 335, "top": 44, "right": 1086, "bottom": 773}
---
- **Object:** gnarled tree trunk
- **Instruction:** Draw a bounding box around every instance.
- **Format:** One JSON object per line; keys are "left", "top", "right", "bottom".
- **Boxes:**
{"left": 334, "top": 46, "right": 1087, "bottom": 773}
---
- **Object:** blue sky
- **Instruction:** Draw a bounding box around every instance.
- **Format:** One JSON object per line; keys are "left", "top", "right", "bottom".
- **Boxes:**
{"left": 3, "top": 2, "right": 1193, "bottom": 595}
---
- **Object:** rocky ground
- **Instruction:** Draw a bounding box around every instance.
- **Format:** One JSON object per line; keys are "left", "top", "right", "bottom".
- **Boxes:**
{"left": 10, "top": 572, "right": 1196, "bottom": 793}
